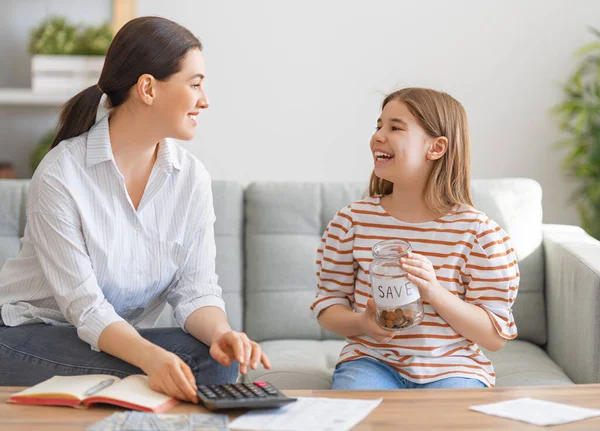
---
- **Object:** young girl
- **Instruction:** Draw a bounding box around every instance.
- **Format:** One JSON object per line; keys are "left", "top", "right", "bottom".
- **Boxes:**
{"left": 311, "top": 88, "right": 518, "bottom": 389}
{"left": 0, "top": 17, "right": 270, "bottom": 401}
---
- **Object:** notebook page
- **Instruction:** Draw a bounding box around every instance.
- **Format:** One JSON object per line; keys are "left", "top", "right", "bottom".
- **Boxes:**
{"left": 91, "top": 375, "right": 172, "bottom": 409}
{"left": 12, "top": 375, "right": 120, "bottom": 400}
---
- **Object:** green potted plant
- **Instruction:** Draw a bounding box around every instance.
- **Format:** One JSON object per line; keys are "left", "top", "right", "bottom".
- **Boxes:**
{"left": 29, "top": 17, "right": 112, "bottom": 93}
{"left": 30, "top": 130, "right": 55, "bottom": 175}
{"left": 553, "top": 27, "right": 600, "bottom": 240}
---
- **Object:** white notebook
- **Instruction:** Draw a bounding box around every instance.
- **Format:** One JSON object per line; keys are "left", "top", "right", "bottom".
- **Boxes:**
{"left": 9, "top": 374, "right": 178, "bottom": 413}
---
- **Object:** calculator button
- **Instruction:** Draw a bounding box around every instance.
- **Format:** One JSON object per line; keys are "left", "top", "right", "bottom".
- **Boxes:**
{"left": 223, "top": 385, "right": 243, "bottom": 399}
{"left": 234, "top": 384, "right": 253, "bottom": 396}
{"left": 254, "top": 381, "right": 269, "bottom": 388}
{"left": 245, "top": 386, "right": 263, "bottom": 395}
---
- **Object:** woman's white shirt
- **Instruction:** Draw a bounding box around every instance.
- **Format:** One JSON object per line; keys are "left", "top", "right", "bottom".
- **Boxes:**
{"left": 0, "top": 114, "right": 225, "bottom": 350}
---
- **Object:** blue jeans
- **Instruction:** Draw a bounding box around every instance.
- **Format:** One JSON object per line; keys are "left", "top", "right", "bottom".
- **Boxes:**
{"left": 0, "top": 324, "right": 239, "bottom": 386}
{"left": 332, "top": 358, "right": 487, "bottom": 390}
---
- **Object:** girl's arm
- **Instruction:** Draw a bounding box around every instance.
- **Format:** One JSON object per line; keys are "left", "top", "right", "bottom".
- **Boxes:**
{"left": 422, "top": 285, "right": 507, "bottom": 351}
{"left": 317, "top": 305, "right": 363, "bottom": 336}
{"left": 318, "top": 301, "right": 401, "bottom": 343}
{"left": 401, "top": 218, "right": 519, "bottom": 352}
{"left": 311, "top": 207, "right": 399, "bottom": 343}
{"left": 401, "top": 252, "right": 507, "bottom": 351}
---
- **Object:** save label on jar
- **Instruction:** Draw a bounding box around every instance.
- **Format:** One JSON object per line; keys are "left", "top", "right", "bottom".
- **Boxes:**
{"left": 372, "top": 277, "right": 420, "bottom": 308}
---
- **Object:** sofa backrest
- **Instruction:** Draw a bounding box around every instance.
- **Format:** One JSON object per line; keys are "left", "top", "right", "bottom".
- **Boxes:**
{"left": 0, "top": 180, "right": 28, "bottom": 271}
{"left": 244, "top": 178, "right": 546, "bottom": 346}
{"left": 0, "top": 179, "right": 245, "bottom": 332}
{"left": 0, "top": 178, "right": 546, "bottom": 345}
{"left": 208, "top": 181, "right": 244, "bottom": 332}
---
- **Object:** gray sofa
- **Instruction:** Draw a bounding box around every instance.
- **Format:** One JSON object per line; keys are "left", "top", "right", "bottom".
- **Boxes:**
{"left": 1, "top": 178, "right": 599, "bottom": 389}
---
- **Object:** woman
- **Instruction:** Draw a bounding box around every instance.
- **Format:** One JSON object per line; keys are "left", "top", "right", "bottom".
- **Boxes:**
{"left": 0, "top": 16, "right": 269, "bottom": 403}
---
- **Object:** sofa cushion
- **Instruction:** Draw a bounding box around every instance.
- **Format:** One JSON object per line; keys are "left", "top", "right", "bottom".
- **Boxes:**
{"left": 243, "top": 339, "right": 347, "bottom": 390}
{"left": 244, "top": 179, "right": 546, "bottom": 345}
{"left": 485, "top": 340, "right": 573, "bottom": 386}
{"left": 244, "top": 340, "right": 572, "bottom": 390}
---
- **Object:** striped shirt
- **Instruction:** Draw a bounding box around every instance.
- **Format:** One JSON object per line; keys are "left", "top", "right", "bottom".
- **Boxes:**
{"left": 0, "top": 114, "right": 225, "bottom": 350}
{"left": 311, "top": 196, "right": 519, "bottom": 387}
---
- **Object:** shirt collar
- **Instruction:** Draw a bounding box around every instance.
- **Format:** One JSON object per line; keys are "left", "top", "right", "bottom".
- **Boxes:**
{"left": 86, "top": 114, "right": 182, "bottom": 172}
{"left": 156, "top": 138, "right": 182, "bottom": 174}
{"left": 85, "top": 114, "right": 113, "bottom": 167}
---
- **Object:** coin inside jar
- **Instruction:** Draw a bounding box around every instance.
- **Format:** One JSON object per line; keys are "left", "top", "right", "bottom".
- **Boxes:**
{"left": 393, "top": 317, "right": 406, "bottom": 327}
{"left": 376, "top": 307, "right": 424, "bottom": 330}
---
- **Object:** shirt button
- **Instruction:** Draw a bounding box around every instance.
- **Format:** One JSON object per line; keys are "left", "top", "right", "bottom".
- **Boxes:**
{"left": 135, "top": 224, "right": 141, "bottom": 231}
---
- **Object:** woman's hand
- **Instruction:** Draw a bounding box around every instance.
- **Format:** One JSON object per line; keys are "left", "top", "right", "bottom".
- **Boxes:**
{"left": 210, "top": 330, "right": 271, "bottom": 375}
{"left": 141, "top": 346, "right": 199, "bottom": 404}
{"left": 400, "top": 252, "right": 445, "bottom": 303}
{"left": 359, "top": 299, "right": 400, "bottom": 343}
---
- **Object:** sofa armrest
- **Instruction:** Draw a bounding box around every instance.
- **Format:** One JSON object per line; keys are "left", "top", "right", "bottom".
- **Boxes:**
{"left": 543, "top": 224, "right": 600, "bottom": 384}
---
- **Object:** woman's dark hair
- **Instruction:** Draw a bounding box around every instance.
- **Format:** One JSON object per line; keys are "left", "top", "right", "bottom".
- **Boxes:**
{"left": 51, "top": 16, "right": 202, "bottom": 149}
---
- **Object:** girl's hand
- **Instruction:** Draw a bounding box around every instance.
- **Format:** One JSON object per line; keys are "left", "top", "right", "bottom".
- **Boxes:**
{"left": 400, "top": 252, "right": 445, "bottom": 302}
{"left": 142, "top": 347, "right": 199, "bottom": 404}
{"left": 210, "top": 330, "right": 272, "bottom": 375}
{"left": 359, "top": 299, "right": 400, "bottom": 343}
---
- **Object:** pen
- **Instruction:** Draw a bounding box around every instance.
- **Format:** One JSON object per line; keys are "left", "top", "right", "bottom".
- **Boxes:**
{"left": 84, "top": 379, "right": 115, "bottom": 396}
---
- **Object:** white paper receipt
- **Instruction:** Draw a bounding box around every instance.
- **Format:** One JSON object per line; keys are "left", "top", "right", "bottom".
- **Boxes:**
{"left": 229, "top": 397, "right": 382, "bottom": 431}
{"left": 469, "top": 397, "right": 600, "bottom": 426}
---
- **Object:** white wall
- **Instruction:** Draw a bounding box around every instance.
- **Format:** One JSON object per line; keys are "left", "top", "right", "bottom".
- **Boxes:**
{"left": 137, "top": 0, "right": 600, "bottom": 226}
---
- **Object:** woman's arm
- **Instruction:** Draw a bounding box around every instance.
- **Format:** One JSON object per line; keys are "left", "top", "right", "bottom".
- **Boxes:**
{"left": 98, "top": 321, "right": 157, "bottom": 369}
{"left": 98, "top": 321, "right": 199, "bottom": 403}
{"left": 184, "top": 306, "right": 271, "bottom": 375}
{"left": 168, "top": 173, "right": 270, "bottom": 375}
{"left": 26, "top": 209, "right": 126, "bottom": 351}
{"left": 165, "top": 219, "right": 271, "bottom": 375}
{"left": 184, "top": 306, "right": 231, "bottom": 346}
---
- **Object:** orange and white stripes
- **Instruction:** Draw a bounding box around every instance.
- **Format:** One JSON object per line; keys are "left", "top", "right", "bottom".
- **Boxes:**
{"left": 310, "top": 196, "right": 519, "bottom": 387}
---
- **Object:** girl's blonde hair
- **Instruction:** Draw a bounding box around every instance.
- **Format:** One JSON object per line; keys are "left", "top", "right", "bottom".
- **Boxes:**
{"left": 369, "top": 87, "right": 473, "bottom": 214}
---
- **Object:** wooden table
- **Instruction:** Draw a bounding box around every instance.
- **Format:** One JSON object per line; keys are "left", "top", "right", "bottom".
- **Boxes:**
{"left": 2, "top": 384, "right": 600, "bottom": 430}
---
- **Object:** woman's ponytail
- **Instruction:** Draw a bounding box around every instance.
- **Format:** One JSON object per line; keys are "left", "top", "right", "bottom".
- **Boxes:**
{"left": 51, "top": 84, "right": 103, "bottom": 149}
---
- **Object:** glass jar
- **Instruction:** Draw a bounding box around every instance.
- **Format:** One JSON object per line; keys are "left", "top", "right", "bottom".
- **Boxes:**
{"left": 369, "top": 239, "right": 424, "bottom": 330}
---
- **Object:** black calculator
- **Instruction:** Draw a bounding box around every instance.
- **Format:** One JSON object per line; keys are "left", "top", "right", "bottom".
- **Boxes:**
{"left": 196, "top": 381, "right": 297, "bottom": 410}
